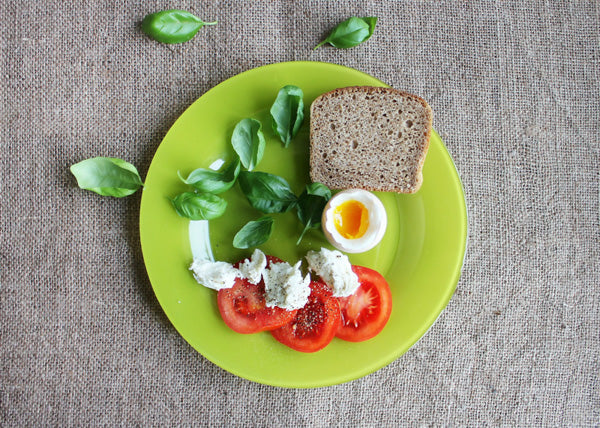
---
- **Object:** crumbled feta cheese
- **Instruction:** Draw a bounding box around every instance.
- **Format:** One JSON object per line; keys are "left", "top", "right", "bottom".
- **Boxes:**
{"left": 305, "top": 248, "right": 360, "bottom": 297}
{"left": 189, "top": 259, "right": 242, "bottom": 290}
{"left": 263, "top": 261, "right": 311, "bottom": 310}
{"left": 238, "top": 248, "right": 267, "bottom": 285}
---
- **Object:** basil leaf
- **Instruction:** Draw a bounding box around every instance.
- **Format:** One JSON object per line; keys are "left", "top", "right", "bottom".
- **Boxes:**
{"left": 296, "top": 183, "right": 332, "bottom": 245}
{"left": 70, "top": 157, "right": 143, "bottom": 197}
{"left": 231, "top": 118, "right": 265, "bottom": 171}
{"left": 171, "top": 192, "right": 227, "bottom": 220}
{"left": 141, "top": 10, "right": 217, "bottom": 44}
{"left": 238, "top": 171, "right": 297, "bottom": 214}
{"left": 302, "top": 182, "right": 332, "bottom": 200}
{"left": 233, "top": 216, "right": 274, "bottom": 249}
{"left": 269, "top": 85, "right": 305, "bottom": 147}
{"left": 314, "top": 16, "right": 377, "bottom": 50}
{"left": 178, "top": 157, "right": 241, "bottom": 194}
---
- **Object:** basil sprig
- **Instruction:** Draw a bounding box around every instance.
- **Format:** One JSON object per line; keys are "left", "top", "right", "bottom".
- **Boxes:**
{"left": 233, "top": 216, "right": 274, "bottom": 249}
{"left": 295, "top": 183, "right": 332, "bottom": 245}
{"left": 238, "top": 171, "right": 297, "bottom": 214}
{"left": 171, "top": 192, "right": 227, "bottom": 220}
{"left": 142, "top": 10, "right": 217, "bottom": 44}
{"left": 314, "top": 16, "right": 377, "bottom": 50}
{"left": 231, "top": 118, "right": 265, "bottom": 171}
{"left": 270, "top": 85, "right": 305, "bottom": 147}
{"left": 70, "top": 157, "right": 143, "bottom": 197}
{"left": 178, "top": 157, "right": 241, "bottom": 194}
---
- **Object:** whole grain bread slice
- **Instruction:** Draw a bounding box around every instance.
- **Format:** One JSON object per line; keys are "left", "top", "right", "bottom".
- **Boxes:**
{"left": 309, "top": 86, "right": 432, "bottom": 193}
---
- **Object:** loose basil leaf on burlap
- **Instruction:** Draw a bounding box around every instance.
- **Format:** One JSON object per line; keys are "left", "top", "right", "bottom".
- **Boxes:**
{"left": 70, "top": 157, "right": 143, "bottom": 197}
{"left": 141, "top": 10, "right": 217, "bottom": 44}
{"left": 270, "top": 85, "right": 305, "bottom": 147}
{"left": 314, "top": 16, "right": 377, "bottom": 49}
{"left": 231, "top": 118, "right": 265, "bottom": 171}
{"left": 171, "top": 192, "right": 227, "bottom": 220}
{"left": 233, "top": 216, "right": 274, "bottom": 249}
{"left": 295, "top": 182, "right": 332, "bottom": 245}
{"left": 238, "top": 171, "right": 297, "bottom": 214}
{"left": 178, "top": 157, "right": 241, "bottom": 194}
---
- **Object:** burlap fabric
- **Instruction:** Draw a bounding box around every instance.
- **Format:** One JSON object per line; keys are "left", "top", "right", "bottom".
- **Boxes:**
{"left": 1, "top": 1, "right": 598, "bottom": 425}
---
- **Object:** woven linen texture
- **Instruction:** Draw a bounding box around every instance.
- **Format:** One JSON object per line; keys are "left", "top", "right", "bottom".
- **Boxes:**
{"left": 1, "top": 1, "right": 598, "bottom": 425}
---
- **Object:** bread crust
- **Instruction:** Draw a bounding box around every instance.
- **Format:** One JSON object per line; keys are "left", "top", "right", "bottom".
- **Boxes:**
{"left": 309, "top": 86, "right": 432, "bottom": 193}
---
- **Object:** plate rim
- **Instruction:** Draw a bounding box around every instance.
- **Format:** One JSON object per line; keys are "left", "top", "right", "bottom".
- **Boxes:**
{"left": 139, "top": 60, "right": 468, "bottom": 388}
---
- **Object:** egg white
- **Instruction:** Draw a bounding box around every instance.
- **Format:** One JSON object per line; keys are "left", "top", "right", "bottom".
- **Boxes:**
{"left": 321, "top": 189, "right": 387, "bottom": 253}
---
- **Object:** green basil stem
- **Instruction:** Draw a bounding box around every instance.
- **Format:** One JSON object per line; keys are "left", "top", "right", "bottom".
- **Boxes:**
{"left": 296, "top": 222, "right": 313, "bottom": 246}
{"left": 314, "top": 39, "right": 328, "bottom": 50}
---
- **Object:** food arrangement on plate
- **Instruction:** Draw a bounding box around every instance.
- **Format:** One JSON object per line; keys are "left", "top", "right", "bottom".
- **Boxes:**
{"left": 177, "top": 85, "right": 433, "bottom": 353}
{"left": 65, "top": 4, "right": 466, "bottom": 385}
{"left": 70, "top": 60, "right": 466, "bottom": 386}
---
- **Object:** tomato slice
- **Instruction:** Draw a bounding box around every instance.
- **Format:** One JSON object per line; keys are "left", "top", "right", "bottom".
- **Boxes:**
{"left": 271, "top": 280, "right": 341, "bottom": 353}
{"left": 217, "top": 256, "right": 297, "bottom": 334}
{"left": 336, "top": 265, "right": 392, "bottom": 342}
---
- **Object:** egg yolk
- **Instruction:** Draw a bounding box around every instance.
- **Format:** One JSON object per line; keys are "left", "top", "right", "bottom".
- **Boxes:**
{"left": 333, "top": 200, "right": 369, "bottom": 239}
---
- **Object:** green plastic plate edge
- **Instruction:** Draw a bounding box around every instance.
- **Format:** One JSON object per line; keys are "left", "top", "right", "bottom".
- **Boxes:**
{"left": 139, "top": 61, "right": 468, "bottom": 388}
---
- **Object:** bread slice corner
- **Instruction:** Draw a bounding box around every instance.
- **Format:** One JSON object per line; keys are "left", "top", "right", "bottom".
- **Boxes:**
{"left": 309, "top": 86, "right": 433, "bottom": 193}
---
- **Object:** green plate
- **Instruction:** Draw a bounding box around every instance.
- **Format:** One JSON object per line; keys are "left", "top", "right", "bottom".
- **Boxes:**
{"left": 139, "top": 61, "right": 467, "bottom": 388}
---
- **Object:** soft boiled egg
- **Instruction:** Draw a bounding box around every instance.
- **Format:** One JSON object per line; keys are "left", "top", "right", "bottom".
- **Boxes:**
{"left": 321, "top": 189, "right": 387, "bottom": 253}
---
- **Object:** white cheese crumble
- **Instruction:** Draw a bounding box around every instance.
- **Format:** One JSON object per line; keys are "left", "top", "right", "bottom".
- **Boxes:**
{"left": 262, "top": 261, "right": 311, "bottom": 310}
{"left": 189, "top": 259, "right": 241, "bottom": 290}
{"left": 238, "top": 248, "right": 267, "bottom": 285}
{"left": 190, "top": 247, "right": 360, "bottom": 308}
{"left": 305, "top": 247, "right": 360, "bottom": 297}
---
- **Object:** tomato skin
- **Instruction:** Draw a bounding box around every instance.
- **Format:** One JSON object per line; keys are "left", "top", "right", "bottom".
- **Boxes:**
{"left": 336, "top": 265, "right": 392, "bottom": 342}
{"left": 217, "top": 256, "right": 297, "bottom": 334}
{"left": 271, "top": 280, "right": 341, "bottom": 353}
